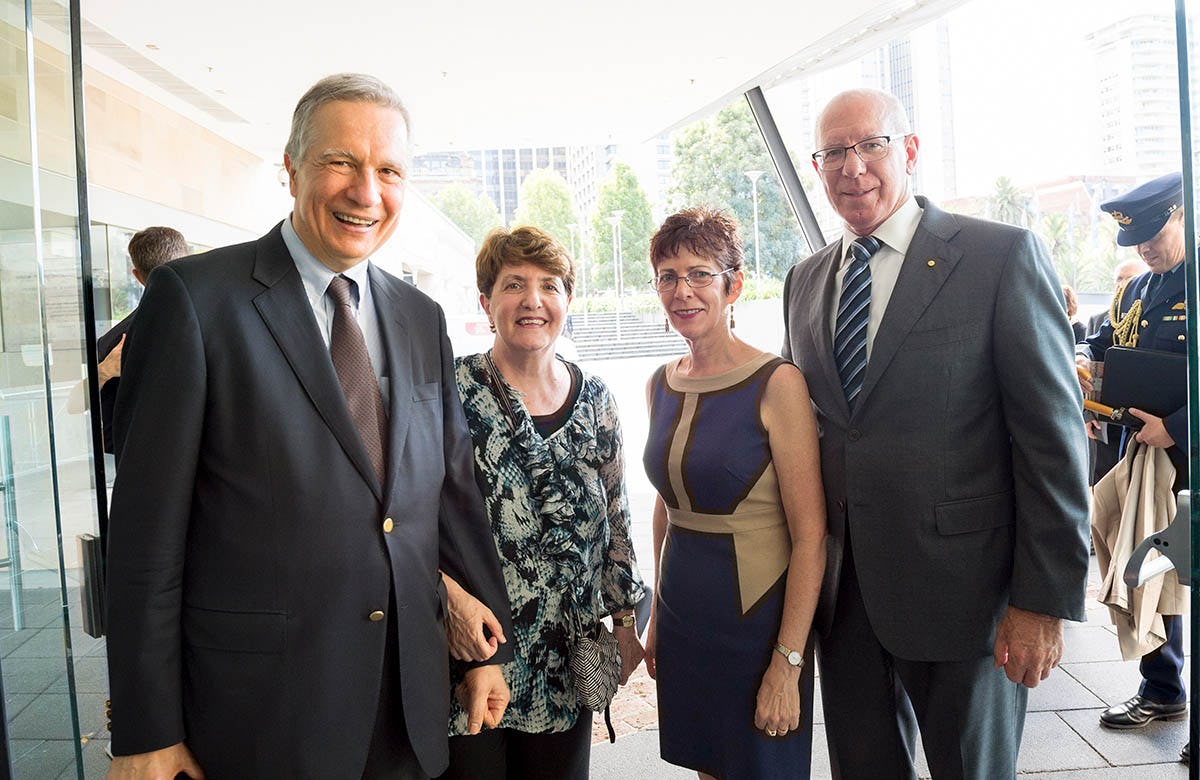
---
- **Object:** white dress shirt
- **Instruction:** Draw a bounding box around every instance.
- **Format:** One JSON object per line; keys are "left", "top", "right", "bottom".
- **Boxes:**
{"left": 830, "top": 196, "right": 924, "bottom": 361}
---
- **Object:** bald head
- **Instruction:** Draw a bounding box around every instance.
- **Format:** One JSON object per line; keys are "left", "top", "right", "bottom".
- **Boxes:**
{"left": 813, "top": 88, "right": 918, "bottom": 236}
{"left": 815, "top": 89, "right": 911, "bottom": 140}
{"left": 1113, "top": 258, "right": 1149, "bottom": 289}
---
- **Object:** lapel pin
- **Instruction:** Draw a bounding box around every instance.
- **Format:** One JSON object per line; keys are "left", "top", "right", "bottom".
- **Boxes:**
{"left": 927, "top": 259, "right": 937, "bottom": 267}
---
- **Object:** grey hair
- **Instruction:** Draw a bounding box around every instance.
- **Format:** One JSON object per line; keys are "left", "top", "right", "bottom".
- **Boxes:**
{"left": 815, "top": 88, "right": 912, "bottom": 140}
{"left": 285, "top": 73, "right": 412, "bottom": 162}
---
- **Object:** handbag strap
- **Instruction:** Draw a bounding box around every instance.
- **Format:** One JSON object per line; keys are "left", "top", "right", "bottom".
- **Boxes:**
{"left": 483, "top": 351, "right": 520, "bottom": 427}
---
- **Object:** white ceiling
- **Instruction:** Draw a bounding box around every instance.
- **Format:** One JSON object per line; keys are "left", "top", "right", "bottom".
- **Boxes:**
{"left": 73, "top": 0, "right": 952, "bottom": 160}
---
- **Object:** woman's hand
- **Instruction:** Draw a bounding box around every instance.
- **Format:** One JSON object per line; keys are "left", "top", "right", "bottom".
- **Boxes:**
{"left": 753, "top": 655, "right": 802, "bottom": 737}
{"left": 642, "top": 609, "right": 657, "bottom": 680}
{"left": 442, "top": 572, "right": 507, "bottom": 662}
{"left": 613, "top": 622, "right": 644, "bottom": 684}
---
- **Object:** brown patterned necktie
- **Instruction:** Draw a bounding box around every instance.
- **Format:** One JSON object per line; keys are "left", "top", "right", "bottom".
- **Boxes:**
{"left": 327, "top": 275, "right": 387, "bottom": 485}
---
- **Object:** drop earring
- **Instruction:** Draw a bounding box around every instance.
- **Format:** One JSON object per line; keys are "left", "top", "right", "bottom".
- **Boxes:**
{"left": 664, "top": 315, "right": 670, "bottom": 333}
{"left": 488, "top": 319, "right": 496, "bottom": 333}
{"left": 729, "top": 305, "right": 736, "bottom": 330}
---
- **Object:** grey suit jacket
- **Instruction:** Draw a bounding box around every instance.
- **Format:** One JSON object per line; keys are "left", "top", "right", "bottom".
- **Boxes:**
{"left": 106, "top": 223, "right": 513, "bottom": 778}
{"left": 782, "top": 197, "right": 1089, "bottom": 662}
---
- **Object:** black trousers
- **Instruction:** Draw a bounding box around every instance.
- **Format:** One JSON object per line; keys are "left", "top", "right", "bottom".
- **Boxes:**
{"left": 437, "top": 711, "right": 592, "bottom": 780}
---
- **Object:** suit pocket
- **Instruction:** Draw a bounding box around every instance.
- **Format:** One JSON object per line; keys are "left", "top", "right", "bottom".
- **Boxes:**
{"left": 413, "top": 381, "right": 440, "bottom": 403}
{"left": 904, "top": 322, "right": 981, "bottom": 349}
{"left": 934, "top": 491, "right": 1014, "bottom": 535}
{"left": 183, "top": 605, "right": 286, "bottom": 654}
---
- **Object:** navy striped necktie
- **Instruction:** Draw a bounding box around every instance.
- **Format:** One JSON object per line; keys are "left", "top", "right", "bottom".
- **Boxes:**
{"left": 834, "top": 235, "right": 882, "bottom": 411}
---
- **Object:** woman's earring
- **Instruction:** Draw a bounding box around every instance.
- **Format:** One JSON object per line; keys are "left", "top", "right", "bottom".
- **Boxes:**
{"left": 488, "top": 319, "right": 496, "bottom": 333}
{"left": 729, "top": 305, "right": 736, "bottom": 330}
{"left": 664, "top": 315, "right": 670, "bottom": 333}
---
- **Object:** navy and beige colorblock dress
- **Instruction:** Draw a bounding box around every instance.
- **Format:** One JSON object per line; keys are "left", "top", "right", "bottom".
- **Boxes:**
{"left": 645, "top": 352, "right": 814, "bottom": 780}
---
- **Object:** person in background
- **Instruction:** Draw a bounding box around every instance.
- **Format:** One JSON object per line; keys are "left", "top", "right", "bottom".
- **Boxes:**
{"left": 439, "top": 225, "right": 645, "bottom": 780}
{"left": 643, "top": 206, "right": 826, "bottom": 779}
{"left": 1084, "top": 258, "right": 1149, "bottom": 488}
{"left": 1062, "top": 284, "right": 1087, "bottom": 343}
{"left": 105, "top": 73, "right": 512, "bottom": 780}
{"left": 1076, "top": 173, "right": 1189, "bottom": 763}
{"left": 97, "top": 226, "right": 189, "bottom": 454}
{"left": 783, "top": 88, "right": 1089, "bottom": 780}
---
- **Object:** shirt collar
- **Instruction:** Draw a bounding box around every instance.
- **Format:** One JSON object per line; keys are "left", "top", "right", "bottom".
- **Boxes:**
{"left": 839, "top": 196, "right": 923, "bottom": 267}
{"left": 281, "top": 215, "right": 372, "bottom": 300}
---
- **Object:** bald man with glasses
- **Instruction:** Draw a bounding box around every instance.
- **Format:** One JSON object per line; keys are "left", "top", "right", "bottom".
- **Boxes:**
{"left": 782, "top": 88, "right": 1089, "bottom": 780}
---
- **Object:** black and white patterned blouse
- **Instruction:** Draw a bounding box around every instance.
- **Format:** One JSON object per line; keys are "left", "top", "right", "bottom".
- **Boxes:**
{"left": 449, "top": 352, "right": 645, "bottom": 735}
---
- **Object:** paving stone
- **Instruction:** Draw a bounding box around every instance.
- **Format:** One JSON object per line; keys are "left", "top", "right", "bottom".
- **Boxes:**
{"left": 589, "top": 730, "right": 690, "bottom": 779}
{"left": 0, "top": 656, "right": 72, "bottom": 695}
{"left": 10, "top": 738, "right": 77, "bottom": 778}
{"left": 9, "top": 694, "right": 84, "bottom": 740}
{"left": 1059, "top": 623, "right": 1129, "bottom": 664}
{"left": 1016, "top": 711, "right": 1108, "bottom": 772}
{"left": 1028, "top": 665, "right": 1107, "bottom": 712}
{"left": 1059, "top": 706, "right": 1189, "bottom": 766}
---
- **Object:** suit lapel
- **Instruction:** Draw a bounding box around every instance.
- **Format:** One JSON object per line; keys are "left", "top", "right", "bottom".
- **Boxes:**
{"left": 251, "top": 226, "right": 383, "bottom": 500}
{"left": 806, "top": 243, "right": 851, "bottom": 422}
{"left": 368, "top": 265, "right": 414, "bottom": 499}
{"left": 856, "top": 199, "right": 962, "bottom": 411}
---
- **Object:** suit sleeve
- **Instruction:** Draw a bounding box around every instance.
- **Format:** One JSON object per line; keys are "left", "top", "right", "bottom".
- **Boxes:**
{"left": 106, "top": 265, "right": 206, "bottom": 754}
{"left": 992, "top": 231, "right": 1090, "bottom": 621}
{"left": 433, "top": 307, "right": 515, "bottom": 665}
{"left": 780, "top": 265, "right": 796, "bottom": 362}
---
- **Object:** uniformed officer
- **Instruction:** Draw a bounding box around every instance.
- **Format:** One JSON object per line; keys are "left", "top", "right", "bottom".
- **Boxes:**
{"left": 1075, "top": 172, "right": 1189, "bottom": 761}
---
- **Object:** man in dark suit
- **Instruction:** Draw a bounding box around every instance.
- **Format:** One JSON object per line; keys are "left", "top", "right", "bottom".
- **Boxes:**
{"left": 96, "top": 226, "right": 189, "bottom": 454}
{"left": 782, "top": 88, "right": 1089, "bottom": 779}
{"left": 1083, "top": 257, "right": 1148, "bottom": 487}
{"left": 105, "top": 74, "right": 514, "bottom": 780}
{"left": 1076, "top": 174, "right": 1189, "bottom": 749}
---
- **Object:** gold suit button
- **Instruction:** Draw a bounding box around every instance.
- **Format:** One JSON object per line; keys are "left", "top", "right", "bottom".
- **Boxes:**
{"left": 1180, "top": 334, "right": 1187, "bottom": 341}
{"left": 383, "top": 518, "right": 394, "bottom": 533}
{"left": 369, "top": 610, "right": 385, "bottom": 622}
{"left": 1141, "top": 320, "right": 1149, "bottom": 327}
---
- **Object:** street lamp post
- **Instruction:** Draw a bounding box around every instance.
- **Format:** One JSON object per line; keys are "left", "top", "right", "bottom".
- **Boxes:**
{"left": 606, "top": 210, "right": 625, "bottom": 341}
{"left": 566, "top": 222, "right": 584, "bottom": 324}
{"left": 745, "top": 170, "right": 765, "bottom": 278}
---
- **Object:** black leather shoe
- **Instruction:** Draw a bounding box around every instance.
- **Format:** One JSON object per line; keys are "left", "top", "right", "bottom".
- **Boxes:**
{"left": 1098, "top": 695, "right": 1187, "bottom": 729}
{"left": 1182, "top": 742, "right": 1190, "bottom": 764}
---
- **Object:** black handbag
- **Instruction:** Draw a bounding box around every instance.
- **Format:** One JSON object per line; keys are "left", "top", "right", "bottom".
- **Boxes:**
{"left": 571, "top": 621, "right": 621, "bottom": 742}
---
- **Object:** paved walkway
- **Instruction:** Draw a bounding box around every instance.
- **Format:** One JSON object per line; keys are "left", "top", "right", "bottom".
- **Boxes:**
{"left": 589, "top": 554, "right": 1192, "bottom": 778}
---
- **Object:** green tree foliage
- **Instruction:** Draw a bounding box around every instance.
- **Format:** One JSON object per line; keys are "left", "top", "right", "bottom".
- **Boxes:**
{"left": 589, "top": 162, "right": 654, "bottom": 291}
{"left": 987, "top": 176, "right": 1034, "bottom": 227}
{"left": 668, "top": 101, "right": 808, "bottom": 279}
{"left": 1039, "top": 211, "right": 1121, "bottom": 294}
{"left": 513, "top": 169, "right": 575, "bottom": 248}
{"left": 430, "top": 185, "right": 501, "bottom": 250}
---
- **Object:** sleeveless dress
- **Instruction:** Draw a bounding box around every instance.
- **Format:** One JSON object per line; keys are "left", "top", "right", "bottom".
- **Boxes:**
{"left": 644, "top": 352, "right": 814, "bottom": 780}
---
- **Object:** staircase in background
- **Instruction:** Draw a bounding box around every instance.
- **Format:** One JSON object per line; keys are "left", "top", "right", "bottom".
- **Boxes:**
{"left": 570, "top": 311, "right": 688, "bottom": 361}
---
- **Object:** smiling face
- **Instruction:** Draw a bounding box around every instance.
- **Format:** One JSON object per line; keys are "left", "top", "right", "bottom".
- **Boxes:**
{"left": 483, "top": 262, "right": 572, "bottom": 356}
{"left": 815, "top": 91, "right": 918, "bottom": 236}
{"left": 654, "top": 249, "right": 742, "bottom": 341}
{"left": 284, "top": 100, "right": 409, "bottom": 272}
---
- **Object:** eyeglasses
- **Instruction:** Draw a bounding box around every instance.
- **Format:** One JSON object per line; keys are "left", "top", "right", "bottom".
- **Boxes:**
{"left": 649, "top": 268, "right": 734, "bottom": 292}
{"left": 811, "top": 135, "right": 904, "bottom": 171}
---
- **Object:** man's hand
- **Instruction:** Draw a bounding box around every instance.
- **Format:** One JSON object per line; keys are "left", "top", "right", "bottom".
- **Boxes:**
{"left": 1129, "top": 408, "right": 1175, "bottom": 449}
{"left": 1085, "top": 419, "right": 1102, "bottom": 441}
{"left": 98, "top": 334, "right": 126, "bottom": 388}
{"left": 107, "top": 742, "right": 205, "bottom": 780}
{"left": 442, "top": 573, "right": 506, "bottom": 662}
{"left": 456, "top": 665, "right": 509, "bottom": 735}
{"left": 992, "top": 605, "right": 1063, "bottom": 688}
{"left": 1074, "top": 356, "right": 1094, "bottom": 395}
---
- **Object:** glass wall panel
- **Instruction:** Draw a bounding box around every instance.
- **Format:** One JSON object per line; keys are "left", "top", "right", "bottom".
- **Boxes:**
{"left": 0, "top": 0, "right": 101, "bottom": 775}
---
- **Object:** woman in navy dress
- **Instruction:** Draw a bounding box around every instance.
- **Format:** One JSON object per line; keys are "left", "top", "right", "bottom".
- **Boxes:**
{"left": 643, "top": 207, "right": 826, "bottom": 780}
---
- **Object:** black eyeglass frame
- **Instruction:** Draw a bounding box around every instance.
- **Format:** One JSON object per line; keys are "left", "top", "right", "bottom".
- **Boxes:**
{"left": 811, "top": 134, "right": 906, "bottom": 171}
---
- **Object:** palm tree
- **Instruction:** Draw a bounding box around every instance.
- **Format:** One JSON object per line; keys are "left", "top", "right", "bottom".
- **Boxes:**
{"left": 988, "top": 176, "right": 1033, "bottom": 227}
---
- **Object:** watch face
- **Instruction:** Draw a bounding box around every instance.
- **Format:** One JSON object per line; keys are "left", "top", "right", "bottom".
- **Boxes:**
{"left": 788, "top": 651, "right": 803, "bottom": 666}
